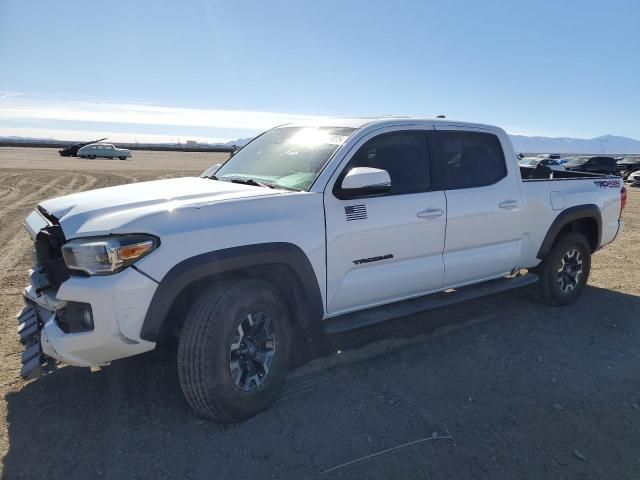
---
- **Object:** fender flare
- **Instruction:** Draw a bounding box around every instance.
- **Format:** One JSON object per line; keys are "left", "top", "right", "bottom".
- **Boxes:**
{"left": 139, "top": 242, "right": 324, "bottom": 342}
{"left": 536, "top": 204, "right": 602, "bottom": 260}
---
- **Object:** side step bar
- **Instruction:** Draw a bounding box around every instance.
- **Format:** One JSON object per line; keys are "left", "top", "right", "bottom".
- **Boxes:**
{"left": 324, "top": 273, "right": 539, "bottom": 334}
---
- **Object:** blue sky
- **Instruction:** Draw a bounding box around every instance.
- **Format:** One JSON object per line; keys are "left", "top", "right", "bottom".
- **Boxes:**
{"left": 0, "top": 0, "right": 638, "bottom": 142}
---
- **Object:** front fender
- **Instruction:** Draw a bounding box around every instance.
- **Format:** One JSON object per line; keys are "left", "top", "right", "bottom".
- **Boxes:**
{"left": 139, "top": 242, "right": 323, "bottom": 342}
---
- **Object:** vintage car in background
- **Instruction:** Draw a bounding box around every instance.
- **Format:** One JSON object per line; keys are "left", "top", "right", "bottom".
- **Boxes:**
{"left": 77, "top": 143, "right": 132, "bottom": 160}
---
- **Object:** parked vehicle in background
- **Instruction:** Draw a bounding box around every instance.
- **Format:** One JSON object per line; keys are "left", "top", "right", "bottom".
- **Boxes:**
{"left": 58, "top": 137, "right": 107, "bottom": 157}
{"left": 77, "top": 143, "right": 132, "bottom": 160}
{"left": 626, "top": 169, "right": 640, "bottom": 186}
{"left": 519, "top": 157, "right": 565, "bottom": 171}
{"left": 564, "top": 156, "right": 619, "bottom": 175}
{"left": 18, "top": 117, "right": 625, "bottom": 421}
{"left": 534, "top": 154, "right": 561, "bottom": 160}
{"left": 617, "top": 157, "right": 640, "bottom": 179}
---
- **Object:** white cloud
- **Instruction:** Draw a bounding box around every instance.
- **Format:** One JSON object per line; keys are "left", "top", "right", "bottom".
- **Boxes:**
{"left": 0, "top": 92, "right": 21, "bottom": 100}
{"left": 0, "top": 96, "right": 325, "bottom": 131}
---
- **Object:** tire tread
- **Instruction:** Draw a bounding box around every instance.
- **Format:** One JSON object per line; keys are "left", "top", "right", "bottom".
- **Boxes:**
{"left": 177, "top": 278, "right": 290, "bottom": 422}
{"left": 532, "top": 232, "right": 591, "bottom": 306}
{"left": 178, "top": 279, "right": 246, "bottom": 421}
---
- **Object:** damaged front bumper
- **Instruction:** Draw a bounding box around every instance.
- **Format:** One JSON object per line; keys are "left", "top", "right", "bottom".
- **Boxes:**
{"left": 17, "top": 303, "right": 48, "bottom": 379}
{"left": 16, "top": 267, "right": 67, "bottom": 379}
{"left": 16, "top": 265, "right": 159, "bottom": 380}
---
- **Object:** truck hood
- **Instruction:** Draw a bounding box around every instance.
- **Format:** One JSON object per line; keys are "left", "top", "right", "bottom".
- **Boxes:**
{"left": 38, "top": 176, "right": 284, "bottom": 236}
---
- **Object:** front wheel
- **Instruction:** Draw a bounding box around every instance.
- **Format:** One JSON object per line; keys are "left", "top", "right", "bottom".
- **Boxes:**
{"left": 533, "top": 232, "right": 591, "bottom": 306}
{"left": 177, "top": 278, "right": 292, "bottom": 422}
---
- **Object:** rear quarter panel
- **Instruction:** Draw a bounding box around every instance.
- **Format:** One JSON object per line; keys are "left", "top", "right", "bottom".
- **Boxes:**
{"left": 521, "top": 177, "right": 622, "bottom": 267}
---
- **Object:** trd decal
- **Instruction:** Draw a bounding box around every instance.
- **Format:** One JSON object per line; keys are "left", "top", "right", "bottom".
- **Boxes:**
{"left": 353, "top": 254, "right": 394, "bottom": 265}
{"left": 594, "top": 180, "right": 621, "bottom": 188}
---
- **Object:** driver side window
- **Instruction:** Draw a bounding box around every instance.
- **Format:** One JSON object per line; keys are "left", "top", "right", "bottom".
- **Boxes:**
{"left": 339, "top": 131, "right": 431, "bottom": 196}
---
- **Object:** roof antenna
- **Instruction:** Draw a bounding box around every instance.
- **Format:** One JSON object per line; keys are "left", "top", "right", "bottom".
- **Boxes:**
{"left": 436, "top": 115, "right": 446, "bottom": 118}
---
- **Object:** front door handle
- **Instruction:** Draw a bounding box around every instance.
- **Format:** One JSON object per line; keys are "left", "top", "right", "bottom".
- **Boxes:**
{"left": 417, "top": 208, "right": 444, "bottom": 219}
{"left": 499, "top": 200, "right": 519, "bottom": 210}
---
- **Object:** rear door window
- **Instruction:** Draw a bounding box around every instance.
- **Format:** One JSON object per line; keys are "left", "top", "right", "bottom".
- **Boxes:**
{"left": 435, "top": 131, "right": 507, "bottom": 189}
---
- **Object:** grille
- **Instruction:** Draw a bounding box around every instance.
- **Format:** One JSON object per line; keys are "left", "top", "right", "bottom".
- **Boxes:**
{"left": 34, "top": 224, "right": 69, "bottom": 290}
{"left": 345, "top": 204, "right": 367, "bottom": 221}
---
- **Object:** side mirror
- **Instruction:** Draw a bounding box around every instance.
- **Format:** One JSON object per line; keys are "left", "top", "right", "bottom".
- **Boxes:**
{"left": 339, "top": 167, "right": 391, "bottom": 198}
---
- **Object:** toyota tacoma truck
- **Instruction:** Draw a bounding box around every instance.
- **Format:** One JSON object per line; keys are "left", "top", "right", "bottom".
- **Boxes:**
{"left": 17, "top": 118, "right": 626, "bottom": 421}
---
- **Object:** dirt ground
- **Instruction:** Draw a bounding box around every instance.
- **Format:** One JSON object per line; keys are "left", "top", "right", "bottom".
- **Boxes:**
{"left": 0, "top": 147, "right": 638, "bottom": 479}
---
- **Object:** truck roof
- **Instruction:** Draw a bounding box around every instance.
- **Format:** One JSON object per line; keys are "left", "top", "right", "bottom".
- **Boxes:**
{"left": 280, "top": 117, "right": 502, "bottom": 132}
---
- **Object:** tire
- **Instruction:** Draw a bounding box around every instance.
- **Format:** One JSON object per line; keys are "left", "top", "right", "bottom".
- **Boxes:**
{"left": 119, "top": 156, "right": 126, "bottom": 160}
{"left": 177, "top": 278, "right": 292, "bottom": 422}
{"left": 88, "top": 155, "right": 96, "bottom": 159}
{"left": 533, "top": 232, "right": 591, "bottom": 306}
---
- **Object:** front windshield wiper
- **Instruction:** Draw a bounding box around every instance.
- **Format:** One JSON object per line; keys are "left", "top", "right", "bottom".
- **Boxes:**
{"left": 228, "top": 177, "right": 274, "bottom": 188}
{"left": 218, "top": 175, "right": 303, "bottom": 192}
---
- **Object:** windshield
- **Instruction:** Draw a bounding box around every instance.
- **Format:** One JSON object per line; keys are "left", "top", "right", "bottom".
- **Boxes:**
{"left": 519, "top": 158, "right": 539, "bottom": 166}
{"left": 565, "top": 158, "right": 588, "bottom": 166}
{"left": 212, "top": 126, "right": 356, "bottom": 191}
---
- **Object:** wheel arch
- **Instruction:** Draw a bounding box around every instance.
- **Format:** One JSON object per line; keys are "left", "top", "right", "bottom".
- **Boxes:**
{"left": 139, "top": 243, "right": 324, "bottom": 343}
{"left": 537, "top": 204, "right": 602, "bottom": 260}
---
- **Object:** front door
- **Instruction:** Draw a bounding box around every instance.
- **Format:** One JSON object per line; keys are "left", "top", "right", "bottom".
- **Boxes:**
{"left": 324, "top": 128, "right": 446, "bottom": 315}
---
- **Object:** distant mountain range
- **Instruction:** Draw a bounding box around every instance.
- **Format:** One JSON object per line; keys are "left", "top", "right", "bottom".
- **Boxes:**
{"left": 2, "top": 133, "right": 639, "bottom": 155}
{"left": 509, "top": 134, "right": 640, "bottom": 155}
{"left": 0, "top": 135, "right": 247, "bottom": 150}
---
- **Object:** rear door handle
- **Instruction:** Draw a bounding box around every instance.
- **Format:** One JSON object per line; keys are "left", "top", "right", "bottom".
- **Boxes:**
{"left": 499, "top": 200, "right": 519, "bottom": 210}
{"left": 417, "top": 208, "right": 444, "bottom": 219}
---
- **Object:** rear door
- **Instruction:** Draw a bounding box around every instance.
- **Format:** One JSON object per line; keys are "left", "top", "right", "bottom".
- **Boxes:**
{"left": 103, "top": 145, "right": 115, "bottom": 157}
{"left": 324, "top": 127, "right": 446, "bottom": 315}
{"left": 432, "top": 126, "right": 524, "bottom": 286}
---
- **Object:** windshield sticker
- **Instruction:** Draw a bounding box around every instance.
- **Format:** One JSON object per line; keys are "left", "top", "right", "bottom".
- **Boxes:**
{"left": 289, "top": 129, "right": 349, "bottom": 147}
{"left": 594, "top": 180, "right": 620, "bottom": 188}
{"left": 326, "top": 135, "right": 349, "bottom": 145}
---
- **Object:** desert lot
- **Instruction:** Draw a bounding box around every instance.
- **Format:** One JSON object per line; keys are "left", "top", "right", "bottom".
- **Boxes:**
{"left": 0, "top": 147, "right": 639, "bottom": 479}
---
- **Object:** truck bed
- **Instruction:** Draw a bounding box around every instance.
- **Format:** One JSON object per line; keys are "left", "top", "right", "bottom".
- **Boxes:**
{"left": 520, "top": 166, "right": 618, "bottom": 181}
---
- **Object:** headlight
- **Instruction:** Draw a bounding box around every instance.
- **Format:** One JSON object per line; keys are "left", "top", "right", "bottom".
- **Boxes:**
{"left": 61, "top": 234, "right": 159, "bottom": 276}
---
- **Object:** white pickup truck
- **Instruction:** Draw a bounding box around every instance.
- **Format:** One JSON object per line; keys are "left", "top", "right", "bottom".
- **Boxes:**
{"left": 17, "top": 118, "right": 625, "bottom": 421}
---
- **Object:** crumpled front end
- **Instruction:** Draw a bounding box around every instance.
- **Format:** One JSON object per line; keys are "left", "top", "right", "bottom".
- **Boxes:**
{"left": 17, "top": 208, "right": 157, "bottom": 379}
{"left": 17, "top": 210, "right": 71, "bottom": 378}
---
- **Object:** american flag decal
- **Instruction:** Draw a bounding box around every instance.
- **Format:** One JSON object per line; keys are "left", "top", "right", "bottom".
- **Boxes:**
{"left": 345, "top": 204, "right": 367, "bottom": 221}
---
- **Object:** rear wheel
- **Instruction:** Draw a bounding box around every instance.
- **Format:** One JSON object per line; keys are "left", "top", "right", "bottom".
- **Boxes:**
{"left": 177, "top": 278, "right": 292, "bottom": 422}
{"left": 119, "top": 156, "right": 127, "bottom": 160}
{"left": 533, "top": 232, "right": 591, "bottom": 306}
